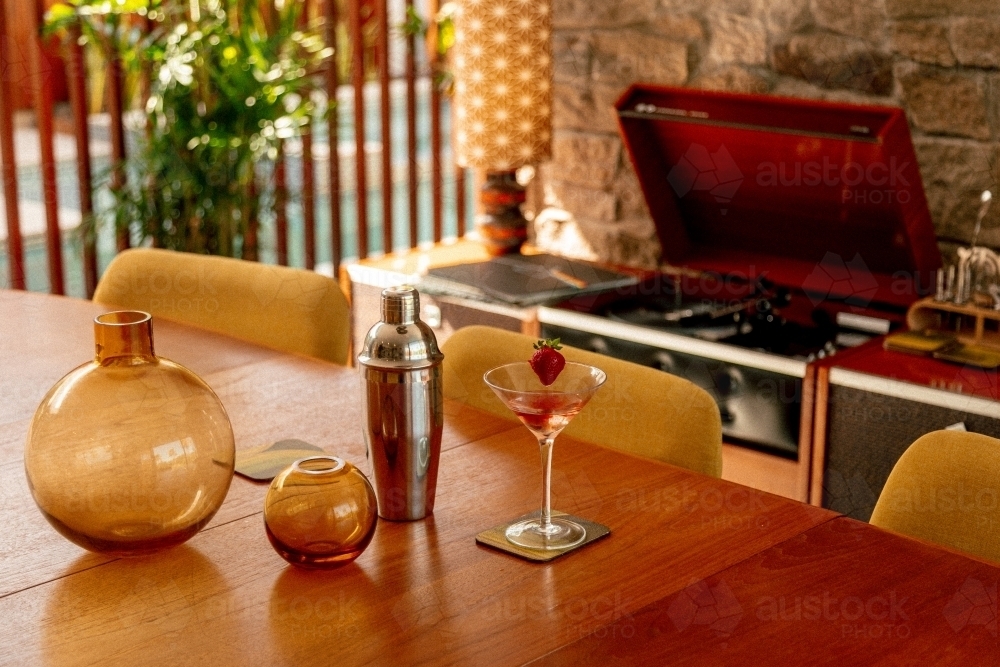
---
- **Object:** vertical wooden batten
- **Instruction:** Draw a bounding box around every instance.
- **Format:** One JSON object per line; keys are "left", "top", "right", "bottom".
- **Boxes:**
{"left": 349, "top": 0, "right": 367, "bottom": 259}
{"left": 324, "top": 0, "right": 341, "bottom": 274}
{"left": 404, "top": 0, "right": 418, "bottom": 248}
{"left": 264, "top": 2, "right": 287, "bottom": 266}
{"left": 302, "top": 130, "right": 316, "bottom": 270}
{"left": 426, "top": 0, "right": 442, "bottom": 244}
{"left": 28, "top": 0, "right": 64, "bottom": 294}
{"left": 274, "top": 145, "right": 288, "bottom": 265}
{"left": 376, "top": 0, "right": 392, "bottom": 255}
{"left": 455, "top": 165, "right": 465, "bottom": 237}
{"left": 243, "top": 177, "right": 259, "bottom": 261}
{"left": 297, "top": 0, "right": 316, "bottom": 270}
{"left": 0, "top": 2, "right": 24, "bottom": 290}
{"left": 66, "top": 25, "right": 96, "bottom": 296}
{"left": 139, "top": 16, "right": 158, "bottom": 250}
{"left": 106, "top": 41, "right": 128, "bottom": 252}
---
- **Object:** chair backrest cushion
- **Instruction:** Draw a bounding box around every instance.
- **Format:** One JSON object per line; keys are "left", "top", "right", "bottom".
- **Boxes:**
{"left": 870, "top": 430, "right": 1000, "bottom": 564}
{"left": 441, "top": 325, "right": 723, "bottom": 477}
{"left": 93, "top": 248, "right": 350, "bottom": 365}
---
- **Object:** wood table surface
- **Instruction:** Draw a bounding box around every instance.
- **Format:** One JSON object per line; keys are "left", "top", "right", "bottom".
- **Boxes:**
{"left": 1, "top": 290, "right": 997, "bottom": 666}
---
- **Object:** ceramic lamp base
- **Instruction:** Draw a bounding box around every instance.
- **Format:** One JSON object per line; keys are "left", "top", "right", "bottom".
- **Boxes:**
{"left": 476, "top": 170, "right": 528, "bottom": 256}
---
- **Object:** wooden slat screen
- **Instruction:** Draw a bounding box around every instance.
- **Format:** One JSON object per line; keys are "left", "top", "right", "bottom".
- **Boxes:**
{"left": 0, "top": 0, "right": 469, "bottom": 294}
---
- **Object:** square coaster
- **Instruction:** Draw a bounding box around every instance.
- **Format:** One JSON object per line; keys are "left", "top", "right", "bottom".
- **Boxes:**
{"left": 234, "top": 439, "right": 327, "bottom": 481}
{"left": 475, "top": 510, "right": 610, "bottom": 562}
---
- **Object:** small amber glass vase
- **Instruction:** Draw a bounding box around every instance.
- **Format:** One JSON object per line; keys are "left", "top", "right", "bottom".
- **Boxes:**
{"left": 24, "top": 311, "right": 236, "bottom": 556}
{"left": 264, "top": 456, "right": 378, "bottom": 569}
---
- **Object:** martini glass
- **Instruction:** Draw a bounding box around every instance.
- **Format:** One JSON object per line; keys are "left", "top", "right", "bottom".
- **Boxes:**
{"left": 484, "top": 362, "right": 606, "bottom": 550}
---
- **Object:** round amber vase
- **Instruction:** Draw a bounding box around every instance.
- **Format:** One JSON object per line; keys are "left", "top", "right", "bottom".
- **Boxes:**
{"left": 24, "top": 311, "right": 236, "bottom": 556}
{"left": 264, "top": 456, "right": 378, "bottom": 569}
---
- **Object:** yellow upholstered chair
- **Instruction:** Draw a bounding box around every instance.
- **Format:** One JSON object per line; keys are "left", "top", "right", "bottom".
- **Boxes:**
{"left": 93, "top": 248, "right": 351, "bottom": 365}
{"left": 870, "top": 430, "right": 1000, "bottom": 563}
{"left": 441, "top": 326, "right": 723, "bottom": 477}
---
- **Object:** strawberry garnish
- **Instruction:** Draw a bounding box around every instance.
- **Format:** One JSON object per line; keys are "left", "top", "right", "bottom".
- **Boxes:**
{"left": 529, "top": 338, "right": 566, "bottom": 386}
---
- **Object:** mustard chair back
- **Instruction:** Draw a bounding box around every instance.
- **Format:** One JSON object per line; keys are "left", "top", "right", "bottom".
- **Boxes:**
{"left": 441, "top": 326, "right": 723, "bottom": 477}
{"left": 93, "top": 248, "right": 350, "bottom": 365}
{"left": 870, "top": 430, "right": 1000, "bottom": 563}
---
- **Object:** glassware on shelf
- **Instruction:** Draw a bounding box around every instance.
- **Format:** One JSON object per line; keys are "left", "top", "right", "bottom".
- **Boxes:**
{"left": 484, "top": 362, "right": 606, "bottom": 550}
{"left": 24, "top": 311, "right": 236, "bottom": 556}
{"left": 264, "top": 456, "right": 378, "bottom": 569}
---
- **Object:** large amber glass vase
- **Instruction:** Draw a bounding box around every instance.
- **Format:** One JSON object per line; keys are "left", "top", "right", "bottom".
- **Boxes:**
{"left": 24, "top": 311, "right": 236, "bottom": 556}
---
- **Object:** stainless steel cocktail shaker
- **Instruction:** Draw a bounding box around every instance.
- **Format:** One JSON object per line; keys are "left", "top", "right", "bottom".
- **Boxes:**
{"left": 358, "top": 286, "right": 444, "bottom": 521}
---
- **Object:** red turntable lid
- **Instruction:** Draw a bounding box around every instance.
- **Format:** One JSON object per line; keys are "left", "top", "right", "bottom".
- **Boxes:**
{"left": 616, "top": 84, "right": 941, "bottom": 309}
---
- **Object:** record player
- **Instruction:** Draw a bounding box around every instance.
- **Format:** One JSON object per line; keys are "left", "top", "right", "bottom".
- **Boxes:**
{"left": 538, "top": 84, "right": 942, "bottom": 501}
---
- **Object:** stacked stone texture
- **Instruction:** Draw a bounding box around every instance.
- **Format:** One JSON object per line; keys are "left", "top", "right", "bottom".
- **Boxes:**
{"left": 539, "top": 0, "right": 1000, "bottom": 268}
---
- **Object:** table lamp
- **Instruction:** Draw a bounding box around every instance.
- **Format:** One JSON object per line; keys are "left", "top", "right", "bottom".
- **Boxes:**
{"left": 453, "top": 0, "right": 553, "bottom": 255}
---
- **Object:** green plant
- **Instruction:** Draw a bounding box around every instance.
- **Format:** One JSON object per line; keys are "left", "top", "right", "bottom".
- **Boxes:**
{"left": 400, "top": 1, "right": 455, "bottom": 92}
{"left": 46, "top": 0, "right": 332, "bottom": 257}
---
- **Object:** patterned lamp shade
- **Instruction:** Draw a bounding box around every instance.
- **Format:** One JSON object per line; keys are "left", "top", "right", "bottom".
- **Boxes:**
{"left": 453, "top": 0, "right": 553, "bottom": 171}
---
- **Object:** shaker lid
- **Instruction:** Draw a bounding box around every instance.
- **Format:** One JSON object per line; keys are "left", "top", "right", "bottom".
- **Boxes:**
{"left": 357, "top": 286, "right": 444, "bottom": 369}
{"left": 381, "top": 285, "right": 420, "bottom": 325}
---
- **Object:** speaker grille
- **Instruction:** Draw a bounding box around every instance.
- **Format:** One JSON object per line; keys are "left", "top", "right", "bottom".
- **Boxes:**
{"left": 823, "top": 385, "right": 1000, "bottom": 521}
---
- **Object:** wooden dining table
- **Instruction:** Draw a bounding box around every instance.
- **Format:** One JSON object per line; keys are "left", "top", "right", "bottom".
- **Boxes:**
{"left": 0, "top": 289, "right": 997, "bottom": 666}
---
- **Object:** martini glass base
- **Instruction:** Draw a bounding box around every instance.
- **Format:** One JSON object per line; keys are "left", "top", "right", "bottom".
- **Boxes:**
{"left": 505, "top": 517, "right": 586, "bottom": 550}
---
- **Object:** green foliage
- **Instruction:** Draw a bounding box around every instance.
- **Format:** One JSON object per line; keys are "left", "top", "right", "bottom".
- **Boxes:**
{"left": 399, "top": 2, "right": 455, "bottom": 91}
{"left": 435, "top": 2, "right": 456, "bottom": 57}
{"left": 399, "top": 5, "right": 425, "bottom": 40}
{"left": 46, "top": 0, "right": 332, "bottom": 257}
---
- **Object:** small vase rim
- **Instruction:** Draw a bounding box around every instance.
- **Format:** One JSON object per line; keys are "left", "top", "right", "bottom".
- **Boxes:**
{"left": 95, "top": 310, "right": 152, "bottom": 327}
{"left": 292, "top": 456, "right": 347, "bottom": 475}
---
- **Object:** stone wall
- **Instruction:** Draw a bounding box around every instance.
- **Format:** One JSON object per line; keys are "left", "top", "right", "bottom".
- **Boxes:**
{"left": 536, "top": 0, "right": 1000, "bottom": 269}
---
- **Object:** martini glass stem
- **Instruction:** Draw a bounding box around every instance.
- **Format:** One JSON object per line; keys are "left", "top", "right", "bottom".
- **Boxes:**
{"left": 539, "top": 435, "right": 555, "bottom": 533}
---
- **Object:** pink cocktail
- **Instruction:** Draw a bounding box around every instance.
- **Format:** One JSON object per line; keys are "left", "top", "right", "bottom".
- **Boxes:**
{"left": 508, "top": 393, "right": 586, "bottom": 435}
{"left": 484, "top": 362, "right": 606, "bottom": 550}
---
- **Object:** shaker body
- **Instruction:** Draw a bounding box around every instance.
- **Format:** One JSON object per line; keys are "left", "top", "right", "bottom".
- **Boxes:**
{"left": 358, "top": 285, "right": 444, "bottom": 521}
{"left": 362, "top": 365, "right": 443, "bottom": 520}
